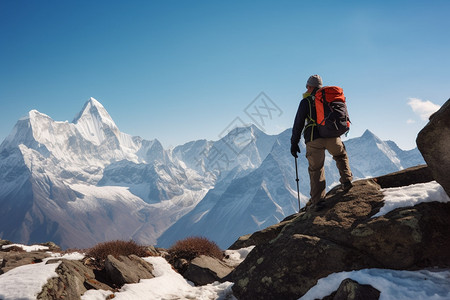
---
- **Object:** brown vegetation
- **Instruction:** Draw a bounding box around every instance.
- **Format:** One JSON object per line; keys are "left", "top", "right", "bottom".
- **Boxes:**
{"left": 86, "top": 240, "right": 148, "bottom": 265}
{"left": 168, "top": 236, "right": 223, "bottom": 265}
{"left": 2, "top": 245, "right": 25, "bottom": 252}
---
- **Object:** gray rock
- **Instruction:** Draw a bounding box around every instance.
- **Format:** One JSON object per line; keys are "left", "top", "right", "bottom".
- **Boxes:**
{"left": 230, "top": 167, "right": 450, "bottom": 300}
{"left": 183, "top": 255, "right": 234, "bottom": 286}
{"left": 39, "top": 241, "right": 61, "bottom": 252}
{"left": 0, "top": 251, "right": 51, "bottom": 274}
{"left": 0, "top": 239, "right": 11, "bottom": 247}
{"left": 104, "top": 254, "right": 155, "bottom": 286}
{"left": 417, "top": 98, "right": 450, "bottom": 197}
{"left": 324, "top": 278, "right": 380, "bottom": 300}
{"left": 38, "top": 259, "right": 112, "bottom": 300}
{"left": 374, "top": 164, "right": 433, "bottom": 189}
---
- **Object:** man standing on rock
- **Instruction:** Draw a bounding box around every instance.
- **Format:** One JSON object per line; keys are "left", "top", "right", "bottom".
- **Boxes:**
{"left": 290, "top": 75, "right": 353, "bottom": 210}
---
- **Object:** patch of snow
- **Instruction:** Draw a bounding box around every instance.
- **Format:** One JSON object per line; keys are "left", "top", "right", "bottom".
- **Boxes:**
{"left": 50, "top": 251, "right": 85, "bottom": 260}
{"left": 0, "top": 260, "right": 60, "bottom": 300}
{"left": 81, "top": 289, "right": 113, "bottom": 300}
{"left": 374, "top": 181, "right": 450, "bottom": 217}
{"left": 193, "top": 209, "right": 210, "bottom": 223}
{"left": 299, "top": 268, "right": 450, "bottom": 300}
{"left": 82, "top": 256, "right": 236, "bottom": 300}
{"left": 2, "top": 244, "right": 49, "bottom": 252}
{"left": 224, "top": 246, "right": 255, "bottom": 267}
{"left": 68, "top": 183, "right": 144, "bottom": 211}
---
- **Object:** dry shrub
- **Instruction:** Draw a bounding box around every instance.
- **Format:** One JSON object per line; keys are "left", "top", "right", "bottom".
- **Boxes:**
{"left": 86, "top": 240, "right": 147, "bottom": 263}
{"left": 2, "top": 245, "right": 25, "bottom": 252}
{"left": 168, "top": 236, "right": 222, "bottom": 265}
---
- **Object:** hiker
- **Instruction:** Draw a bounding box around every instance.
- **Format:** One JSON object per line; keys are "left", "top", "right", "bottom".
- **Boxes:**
{"left": 290, "top": 75, "right": 353, "bottom": 209}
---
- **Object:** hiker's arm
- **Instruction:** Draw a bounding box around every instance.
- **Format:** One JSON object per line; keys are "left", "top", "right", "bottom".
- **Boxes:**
{"left": 291, "top": 99, "right": 307, "bottom": 146}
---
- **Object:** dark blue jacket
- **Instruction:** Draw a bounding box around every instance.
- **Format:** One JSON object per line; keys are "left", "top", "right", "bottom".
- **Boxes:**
{"left": 291, "top": 91, "right": 320, "bottom": 146}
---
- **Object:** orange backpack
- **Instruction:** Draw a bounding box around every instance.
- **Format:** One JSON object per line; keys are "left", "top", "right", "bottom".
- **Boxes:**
{"left": 314, "top": 86, "right": 350, "bottom": 138}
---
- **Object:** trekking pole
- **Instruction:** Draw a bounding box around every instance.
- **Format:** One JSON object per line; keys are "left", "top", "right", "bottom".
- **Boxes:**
{"left": 294, "top": 156, "right": 301, "bottom": 212}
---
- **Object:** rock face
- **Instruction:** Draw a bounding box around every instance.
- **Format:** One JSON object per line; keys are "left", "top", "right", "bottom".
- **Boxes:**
{"left": 229, "top": 166, "right": 450, "bottom": 300}
{"left": 104, "top": 254, "right": 155, "bottom": 286}
{"left": 38, "top": 259, "right": 112, "bottom": 300}
{"left": 417, "top": 98, "right": 450, "bottom": 197}
{"left": 324, "top": 278, "right": 380, "bottom": 300}
{"left": 183, "top": 255, "right": 234, "bottom": 286}
{"left": 37, "top": 254, "right": 155, "bottom": 299}
{"left": 0, "top": 251, "right": 51, "bottom": 274}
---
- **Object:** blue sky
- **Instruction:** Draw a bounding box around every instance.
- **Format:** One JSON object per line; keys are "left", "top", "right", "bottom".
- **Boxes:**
{"left": 1, "top": 0, "right": 449, "bottom": 150}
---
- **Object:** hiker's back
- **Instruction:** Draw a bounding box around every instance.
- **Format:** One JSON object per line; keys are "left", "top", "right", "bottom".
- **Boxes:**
{"left": 314, "top": 86, "right": 350, "bottom": 138}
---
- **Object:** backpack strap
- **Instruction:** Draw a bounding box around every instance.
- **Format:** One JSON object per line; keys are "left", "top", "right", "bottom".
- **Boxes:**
{"left": 304, "top": 95, "right": 317, "bottom": 142}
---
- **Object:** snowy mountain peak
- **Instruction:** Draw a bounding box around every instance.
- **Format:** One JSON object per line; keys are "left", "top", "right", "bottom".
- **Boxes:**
{"left": 71, "top": 98, "right": 122, "bottom": 146}
{"left": 361, "top": 129, "right": 379, "bottom": 140}
{"left": 73, "top": 97, "right": 116, "bottom": 127}
{"left": 27, "top": 109, "right": 55, "bottom": 123}
{"left": 0, "top": 109, "right": 56, "bottom": 150}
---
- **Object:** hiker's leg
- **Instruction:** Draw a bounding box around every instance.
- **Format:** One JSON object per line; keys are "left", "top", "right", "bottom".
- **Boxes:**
{"left": 326, "top": 137, "right": 353, "bottom": 184}
{"left": 306, "top": 139, "right": 326, "bottom": 204}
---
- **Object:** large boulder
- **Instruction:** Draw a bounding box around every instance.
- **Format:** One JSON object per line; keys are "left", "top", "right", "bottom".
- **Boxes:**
{"left": 104, "top": 254, "right": 155, "bottom": 286}
{"left": 0, "top": 251, "right": 51, "bottom": 274}
{"left": 373, "top": 164, "right": 433, "bottom": 188}
{"left": 38, "top": 259, "right": 112, "bottom": 300}
{"left": 229, "top": 166, "right": 450, "bottom": 300}
{"left": 417, "top": 98, "right": 450, "bottom": 197}
{"left": 183, "top": 255, "right": 234, "bottom": 286}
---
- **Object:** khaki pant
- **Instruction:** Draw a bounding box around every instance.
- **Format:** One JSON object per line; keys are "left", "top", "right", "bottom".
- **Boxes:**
{"left": 305, "top": 137, "right": 353, "bottom": 204}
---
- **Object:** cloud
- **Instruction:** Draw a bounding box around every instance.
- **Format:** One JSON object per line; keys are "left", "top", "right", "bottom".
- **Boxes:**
{"left": 406, "top": 119, "right": 415, "bottom": 124}
{"left": 408, "top": 98, "right": 440, "bottom": 121}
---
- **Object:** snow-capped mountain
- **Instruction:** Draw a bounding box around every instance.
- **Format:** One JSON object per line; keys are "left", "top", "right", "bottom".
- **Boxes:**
{"left": 157, "top": 129, "right": 301, "bottom": 248}
{"left": 344, "top": 130, "right": 423, "bottom": 177}
{"left": 157, "top": 128, "right": 425, "bottom": 248}
{"left": 0, "top": 99, "right": 425, "bottom": 249}
{"left": 0, "top": 99, "right": 207, "bottom": 248}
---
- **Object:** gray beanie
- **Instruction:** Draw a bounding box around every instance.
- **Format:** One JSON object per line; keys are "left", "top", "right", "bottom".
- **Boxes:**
{"left": 307, "top": 75, "right": 323, "bottom": 88}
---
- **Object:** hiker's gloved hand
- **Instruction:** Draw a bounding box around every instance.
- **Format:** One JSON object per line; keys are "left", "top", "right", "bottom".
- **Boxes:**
{"left": 290, "top": 143, "right": 300, "bottom": 158}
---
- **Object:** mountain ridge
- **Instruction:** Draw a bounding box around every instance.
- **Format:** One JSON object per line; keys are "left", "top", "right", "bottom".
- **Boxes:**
{"left": 0, "top": 98, "right": 425, "bottom": 249}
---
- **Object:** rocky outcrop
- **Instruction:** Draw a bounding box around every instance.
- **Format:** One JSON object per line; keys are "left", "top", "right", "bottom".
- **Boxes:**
{"left": 38, "top": 259, "right": 112, "bottom": 300}
{"left": 0, "top": 241, "right": 168, "bottom": 299}
{"left": 0, "top": 251, "right": 51, "bottom": 275}
{"left": 104, "top": 254, "right": 155, "bottom": 286}
{"left": 37, "top": 254, "right": 155, "bottom": 299}
{"left": 373, "top": 164, "right": 433, "bottom": 188}
{"left": 229, "top": 166, "right": 450, "bottom": 300}
{"left": 323, "top": 278, "right": 380, "bottom": 300}
{"left": 183, "top": 255, "right": 234, "bottom": 285}
{"left": 417, "top": 98, "right": 450, "bottom": 197}
{"left": 0, "top": 241, "right": 63, "bottom": 275}
{"left": 230, "top": 165, "right": 434, "bottom": 251}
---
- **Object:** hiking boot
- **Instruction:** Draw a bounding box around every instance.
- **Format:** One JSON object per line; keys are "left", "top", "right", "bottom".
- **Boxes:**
{"left": 302, "top": 201, "right": 313, "bottom": 212}
{"left": 341, "top": 181, "right": 353, "bottom": 191}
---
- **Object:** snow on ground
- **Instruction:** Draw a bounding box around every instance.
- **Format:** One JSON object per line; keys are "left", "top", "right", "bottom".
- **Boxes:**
{"left": 1, "top": 244, "right": 49, "bottom": 252}
{"left": 299, "top": 268, "right": 450, "bottom": 300}
{"left": 0, "top": 246, "right": 241, "bottom": 300}
{"left": 0, "top": 249, "right": 85, "bottom": 300}
{"left": 0, "top": 260, "right": 59, "bottom": 300}
{"left": 375, "top": 181, "right": 450, "bottom": 217}
{"left": 224, "top": 246, "right": 255, "bottom": 267}
{"left": 50, "top": 251, "right": 85, "bottom": 260}
{"left": 82, "top": 256, "right": 236, "bottom": 300}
